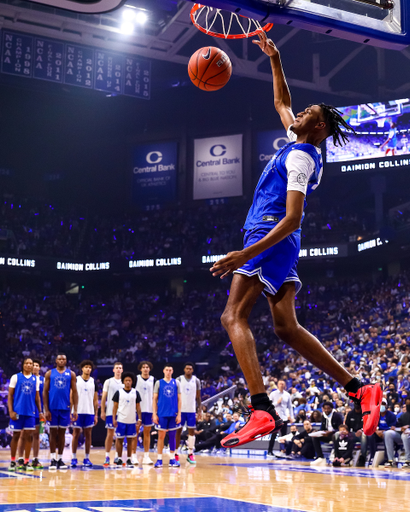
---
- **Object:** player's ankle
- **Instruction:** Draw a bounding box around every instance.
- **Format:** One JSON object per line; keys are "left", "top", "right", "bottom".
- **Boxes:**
{"left": 345, "top": 377, "right": 361, "bottom": 394}
{"left": 251, "top": 393, "right": 272, "bottom": 410}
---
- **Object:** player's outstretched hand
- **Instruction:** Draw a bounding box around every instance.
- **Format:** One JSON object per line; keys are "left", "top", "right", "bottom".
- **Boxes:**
{"left": 210, "top": 251, "right": 248, "bottom": 279}
{"left": 252, "top": 31, "right": 279, "bottom": 57}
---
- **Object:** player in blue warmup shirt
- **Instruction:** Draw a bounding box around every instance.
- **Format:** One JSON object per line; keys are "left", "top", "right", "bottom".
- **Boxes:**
{"left": 43, "top": 354, "right": 78, "bottom": 470}
{"left": 16, "top": 358, "right": 44, "bottom": 469}
{"left": 210, "top": 31, "right": 382, "bottom": 448}
{"left": 7, "top": 358, "right": 42, "bottom": 472}
{"left": 153, "top": 364, "right": 181, "bottom": 468}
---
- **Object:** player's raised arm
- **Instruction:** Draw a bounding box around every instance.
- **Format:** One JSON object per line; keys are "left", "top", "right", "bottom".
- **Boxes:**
{"left": 253, "top": 32, "right": 295, "bottom": 131}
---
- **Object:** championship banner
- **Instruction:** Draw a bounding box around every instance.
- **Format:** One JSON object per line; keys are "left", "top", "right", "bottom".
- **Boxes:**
{"left": 193, "top": 134, "right": 243, "bottom": 200}
{"left": 132, "top": 142, "right": 178, "bottom": 208}
{"left": 256, "top": 130, "right": 291, "bottom": 176}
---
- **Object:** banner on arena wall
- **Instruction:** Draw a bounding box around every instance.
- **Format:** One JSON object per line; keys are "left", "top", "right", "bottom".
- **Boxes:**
{"left": 256, "top": 129, "right": 291, "bottom": 176}
{"left": 193, "top": 134, "right": 243, "bottom": 200}
{"left": 1, "top": 30, "right": 150, "bottom": 99}
{"left": 132, "top": 142, "right": 178, "bottom": 207}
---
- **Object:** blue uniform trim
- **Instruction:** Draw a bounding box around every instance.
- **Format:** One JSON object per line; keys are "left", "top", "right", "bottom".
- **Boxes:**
{"left": 141, "top": 412, "right": 153, "bottom": 427}
{"left": 180, "top": 412, "right": 196, "bottom": 428}
{"left": 234, "top": 227, "right": 302, "bottom": 296}
{"left": 105, "top": 415, "right": 115, "bottom": 429}
{"left": 48, "top": 409, "right": 71, "bottom": 428}
{"left": 115, "top": 422, "right": 137, "bottom": 438}
{"left": 9, "top": 415, "right": 35, "bottom": 432}
{"left": 73, "top": 414, "right": 94, "bottom": 430}
{"left": 156, "top": 416, "right": 180, "bottom": 431}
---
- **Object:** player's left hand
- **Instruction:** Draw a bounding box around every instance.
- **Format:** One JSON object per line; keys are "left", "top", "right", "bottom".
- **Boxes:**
{"left": 176, "top": 414, "right": 181, "bottom": 425}
{"left": 72, "top": 411, "right": 78, "bottom": 422}
{"left": 94, "top": 414, "right": 98, "bottom": 426}
{"left": 210, "top": 251, "right": 248, "bottom": 278}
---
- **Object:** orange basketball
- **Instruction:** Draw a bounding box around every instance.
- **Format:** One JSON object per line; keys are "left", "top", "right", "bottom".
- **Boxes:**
{"left": 188, "top": 46, "right": 232, "bottom": 92}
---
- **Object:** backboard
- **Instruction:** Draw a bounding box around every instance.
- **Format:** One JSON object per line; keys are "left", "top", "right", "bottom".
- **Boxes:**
{"left": 190, "top": 0, "right": 409, "bottom": 50}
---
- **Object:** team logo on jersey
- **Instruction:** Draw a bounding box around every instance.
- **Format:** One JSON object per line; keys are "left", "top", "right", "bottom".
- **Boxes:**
{"left": 55, "top": 376, "right": 67, "bottom": 389}
{"left": 164, "top": 385, "right": 174, "bottom": 397}
{"left": 22, "top": 380, "right": 34, "bottom": 395}
{"left": 297, "top": 173, "right": 307, "bottom": 185}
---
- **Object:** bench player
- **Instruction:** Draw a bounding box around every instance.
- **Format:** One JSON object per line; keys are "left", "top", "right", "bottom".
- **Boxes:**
{"left": 175, "top": 362, "right": 201, "bottom": 464}
{"left": 210, "top": 32, "right": 382, "bottom": 448}
{"left": 153, "top": 364, "right": 181, "bottom": 468}
{"left": 8, "top": 358, "right": 42, "bottom": 471}
{"left": 44, "top": 354, "right": 78, "bottom": 470}
{"left": 71, "top": 360, "right": 98, "bottom": 468}
{"left": 134, "top": 361, "right": 155, "bottom": 465}
{"left": 100, "top": 361, "right": 123, "bottom": 467}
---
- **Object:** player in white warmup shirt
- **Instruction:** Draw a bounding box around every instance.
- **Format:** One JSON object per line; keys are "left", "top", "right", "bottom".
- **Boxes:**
{"left": 133, "top": 361, "right": 155, "bottom": 465}
{"left": 71, "top": 360, "right": 98, "bottom": 468}
{"left": 176, "top": 363, "right": 201, "bottom": 464}
{"left": 100, "top": 361, "right": 124, "bottom": 467}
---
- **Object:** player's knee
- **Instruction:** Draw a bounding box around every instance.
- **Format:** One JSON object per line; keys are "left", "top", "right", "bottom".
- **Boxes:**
{"left": 220, "top": 308, "right": 237, "bottom": 330}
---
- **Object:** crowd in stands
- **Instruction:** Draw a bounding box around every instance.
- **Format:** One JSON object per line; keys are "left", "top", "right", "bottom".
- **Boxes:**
{"left": 1, "top": 271, "right": 410, "bottom": 466}
{"left": 0, "top": 196, "right": 373, "bottom": 259}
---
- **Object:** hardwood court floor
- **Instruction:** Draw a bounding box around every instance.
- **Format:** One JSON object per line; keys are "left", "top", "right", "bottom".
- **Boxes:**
{"left": 0, "top": 449, "right": 409, "bottom": 512}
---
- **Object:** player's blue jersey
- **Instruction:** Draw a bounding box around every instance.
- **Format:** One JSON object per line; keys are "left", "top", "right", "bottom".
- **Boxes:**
{"left": 244, "top": 141, "right": 323, "bottom": 231}
{"left": 157, "top": 378, "right": 178, "bottom": 418}
{"left": 13, "top": 373, "right": 37, "bottom": 417}
{"left": 49, "top": 368, "right": 71, "bottom": 410}
{"left": 35, "top": 375, "right": 44, "bottom": 418}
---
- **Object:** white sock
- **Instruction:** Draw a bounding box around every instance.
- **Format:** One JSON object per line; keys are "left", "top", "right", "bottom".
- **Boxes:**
{"left": 58, "top": 455, "right": 62, "bottom": 461}
{"left": 157, "top": 454, "right": 162, "bottom": 460}
{"left": 50, "top": 452, "right": 56, "bottom": 461}
{"left": 144, "top": 452, "right": 150, "bottom": 458}
{"left": 116, "top": 452, "right": 120, "bottom": 459}
{"left": 85, "top": 453, "right": 89, "bottom": 459}
{"left": 72, "top": 453, "right": 76, "bottom": 459}
{"left": 170, "top": 451, "right": 175, "bottom": 459}
{"left": 188, "top": 435, "right": 195, "bottom": 455}
{"left": 105, "top": 452, "right": 110, "bottom": 458}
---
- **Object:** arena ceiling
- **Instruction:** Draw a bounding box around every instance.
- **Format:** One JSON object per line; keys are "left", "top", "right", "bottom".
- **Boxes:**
{"left": 0, "top": 0, "right": 410, "bottom": 99}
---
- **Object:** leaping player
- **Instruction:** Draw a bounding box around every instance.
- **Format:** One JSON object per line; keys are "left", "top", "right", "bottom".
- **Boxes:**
{"left": 210, "top": 32, "right": 382, "bottom": 449}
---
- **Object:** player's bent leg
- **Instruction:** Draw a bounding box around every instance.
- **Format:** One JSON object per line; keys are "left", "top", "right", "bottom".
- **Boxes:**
{"left": 268, "top": 282, "right": 381, "bottom": 436}
{"left": 220, "top": 274, "right": 283, "bottom": 448}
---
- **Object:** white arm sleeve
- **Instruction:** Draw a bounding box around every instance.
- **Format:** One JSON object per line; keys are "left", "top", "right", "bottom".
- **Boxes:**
{"left": 287, "top": 126, "right": 297, "bottom": 142}
{"left": 286, "top": 150, "right": 315, "bottom": 195}
{"left": 9, "top": 374, "right": 17, "bottom": 388}
{"left": 36, "top": 377, "right": 40, "bottom": 391}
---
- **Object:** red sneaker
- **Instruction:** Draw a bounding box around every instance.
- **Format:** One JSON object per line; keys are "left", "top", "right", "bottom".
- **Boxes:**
{"left": 348, "top": 383, "right": 382, "bottom": 436}
{"left": 221, "top": 407, "right": 283, "bottom": 448}
{"left": 175, "top": 454, "right": 180, "bottom": 462}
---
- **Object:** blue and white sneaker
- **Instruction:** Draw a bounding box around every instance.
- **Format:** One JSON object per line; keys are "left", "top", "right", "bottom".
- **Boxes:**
{"left": 71, "top": 458, "right": 78, "bottom": 468}
{"left": 154, "top": 459, "right": 163, "bottom": 468}
{"left": 169, "top": 458, "right": 180, "bottom": 468}
{"left": 82, "top": 458, "right": 93, "bottom": 468}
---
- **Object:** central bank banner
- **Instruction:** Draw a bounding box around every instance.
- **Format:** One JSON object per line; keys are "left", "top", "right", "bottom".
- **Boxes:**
{"left": 193, "top": 134, "right": 243, "bottom": 200}
{"left": 132, "top": 142, "right": 178, "bottom": 207}
{"left": 256, "top": 130, "right": 291, "bottom": 176}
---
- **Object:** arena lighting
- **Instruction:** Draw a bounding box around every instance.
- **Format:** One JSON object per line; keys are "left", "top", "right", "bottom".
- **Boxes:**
{"left": 120, "top": 21, "right": 134, "bottom": 34}
{"left": 122, "top": 7, "right": 136, "bottom": 21}
{"left": 135, "top": 10, "right": 148, "bottom": 24}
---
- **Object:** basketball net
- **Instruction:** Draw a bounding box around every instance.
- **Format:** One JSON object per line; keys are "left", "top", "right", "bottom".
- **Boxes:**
{"left": 190, "top": 3, "right": 273, "bottom": 40}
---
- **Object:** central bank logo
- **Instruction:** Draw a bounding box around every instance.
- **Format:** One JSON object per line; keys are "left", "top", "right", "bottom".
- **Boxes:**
{"left": 210, "top": 144, "right": 227, "bottom": 157}
{"left": 164, "top": 385, "right": 174, "bottom": 398}
{"left": 272, "top": 137, "right": 289, "bottom": 150}
{"left": 146, "top": 151, "right": 163, "bottom": 164}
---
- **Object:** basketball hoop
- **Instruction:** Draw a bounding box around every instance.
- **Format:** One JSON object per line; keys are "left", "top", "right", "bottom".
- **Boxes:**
{"left": 190, "top": 3, "right": 273, "bottom": 40}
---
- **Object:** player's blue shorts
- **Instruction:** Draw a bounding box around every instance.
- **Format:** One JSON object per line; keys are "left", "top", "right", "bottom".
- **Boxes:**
{"left": 115, "top": 422, "right": 136, "bottom": 438}
{"left": 48, "top": 409, "right": 71, "bottom": 428}
{"left": 141, "top": 412, "right": 153, "bottom": 427}
{"left": 180, "top": 412, "right": 196, "bottom": 428}
{"left": 234, "top": 226, "right": 302, "bottom": 296}
{"left": 106, "top": 415, "right": 115, "bottom": 429}
{"left": 9, "top": 414, "right": 35, "bottom": 432}
{"left": 156, "top": 416, "right": 180, "bottom": 431}
{"left": 73, "top": 413, "right": 94, "bottom": 429}
{"left": 35, "top": 416, "right": 40, "bottom": 427}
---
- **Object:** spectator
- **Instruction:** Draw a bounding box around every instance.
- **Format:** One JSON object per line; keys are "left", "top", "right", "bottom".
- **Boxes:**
{"left": 310, "top": 402, "right": 344, "bottom": 466}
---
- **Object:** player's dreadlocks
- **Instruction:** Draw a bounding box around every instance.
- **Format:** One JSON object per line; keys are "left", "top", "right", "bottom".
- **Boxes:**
{"left": 317, "top": 103, "right": 356, "bottom": 147}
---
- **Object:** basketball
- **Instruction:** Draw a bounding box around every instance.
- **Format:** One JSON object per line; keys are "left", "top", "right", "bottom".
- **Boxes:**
{"left": 188, "top": 46, "right": 232, "bottom": 91}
